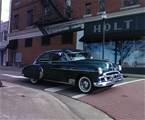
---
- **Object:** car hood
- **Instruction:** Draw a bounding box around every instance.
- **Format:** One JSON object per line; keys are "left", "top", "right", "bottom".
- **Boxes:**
{"left": 68, "top": 59, "right": 111, "bottom": 72}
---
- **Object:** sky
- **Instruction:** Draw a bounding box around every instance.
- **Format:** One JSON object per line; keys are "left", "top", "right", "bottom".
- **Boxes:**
{"left": 1, "top": 0, "right": 10, "bottom": 22}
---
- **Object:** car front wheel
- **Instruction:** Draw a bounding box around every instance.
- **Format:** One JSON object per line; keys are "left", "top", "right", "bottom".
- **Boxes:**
{"left": 78, "top": 77, "right": 93, "bottom": 93}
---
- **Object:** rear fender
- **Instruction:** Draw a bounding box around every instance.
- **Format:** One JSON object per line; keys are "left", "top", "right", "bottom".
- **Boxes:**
{"left": 22, "top": 64, "right": 43, "bottom": 79}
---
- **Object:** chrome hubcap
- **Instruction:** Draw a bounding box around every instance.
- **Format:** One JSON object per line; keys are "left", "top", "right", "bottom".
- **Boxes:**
{"left": 79, "top": 77, "right": 92, "bottom": 93}
{"left": 30, "top": 78, "right": 38, "bottom": 84}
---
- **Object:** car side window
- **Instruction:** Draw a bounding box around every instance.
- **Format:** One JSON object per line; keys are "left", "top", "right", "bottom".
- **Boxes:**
{"left": 49, "top": 53, "right": 60, "bottom": 61}
{"left": 49, "top": 52, "right": 67, "bottom": 62}
{"left": 37, "top": 52, "right": 50, "bottom": 62}
{"left": 36, "top": 51, "right": 67, "bottom": 63}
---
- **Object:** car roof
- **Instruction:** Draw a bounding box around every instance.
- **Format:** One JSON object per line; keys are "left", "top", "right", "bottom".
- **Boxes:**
{"left": 44, "top": 49, "right": 84, "bottom": 54}
{"left": 40, "top": 49, "right": 111, "bottom": 62}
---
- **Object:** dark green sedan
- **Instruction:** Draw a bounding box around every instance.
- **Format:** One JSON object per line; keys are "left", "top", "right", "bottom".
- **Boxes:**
{"left": 22, "top": 49, "right": 123, "bottom": 93}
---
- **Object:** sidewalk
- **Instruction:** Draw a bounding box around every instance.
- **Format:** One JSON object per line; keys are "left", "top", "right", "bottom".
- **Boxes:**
{"left": 124, "top": 73, "right": 145, "bottom": 78}
{"left": 0, "top": 81, "right": 113, "bottom": 120}
{"left": 0, "top": 66, "right": 22, "bottom": 71}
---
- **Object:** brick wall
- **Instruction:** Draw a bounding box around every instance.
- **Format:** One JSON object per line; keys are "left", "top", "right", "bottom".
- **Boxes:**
{"left": 71, "top": 0, "right": 145, "bottom": 19}
{"left": 10, "top": 0, "right": 42, "bottom": 31}
{"left": 16, "top": 33, "right": 76, "bottom": 65}
{"left": 10, "top": 0, "right": 145, "bottom": 31}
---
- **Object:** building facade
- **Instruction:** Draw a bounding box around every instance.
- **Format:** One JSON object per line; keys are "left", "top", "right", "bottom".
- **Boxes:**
{"left": 8, "top": 0, "right": 77, "bottom": 66}
{"left": 0, "top": 21, "right": 9, "bottom": 66}
{"left": 9, "top": 0, "right": 145, "bottom": 73}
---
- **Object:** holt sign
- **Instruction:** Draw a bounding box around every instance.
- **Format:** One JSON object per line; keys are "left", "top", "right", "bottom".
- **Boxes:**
{"left": 85, "top": 13, "right": 145, "bottom": 35}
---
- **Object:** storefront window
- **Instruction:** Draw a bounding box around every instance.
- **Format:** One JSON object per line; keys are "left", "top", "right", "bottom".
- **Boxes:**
{"left": 122, "top": 40, "right": 145, "bottom": 67}
{"left": 84, "top": 39, "right": 145, "bottom": 68}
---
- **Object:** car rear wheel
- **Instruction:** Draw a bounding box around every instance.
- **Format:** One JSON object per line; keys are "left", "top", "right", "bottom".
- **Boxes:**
{"left": 30, "top": 78, "right": 39, "bottom": 84}
{"left": 78, "top": 77, "right": 93, "bottom": 93}
{"left": 29, "top": 67, "right": 43, "bottom": 84}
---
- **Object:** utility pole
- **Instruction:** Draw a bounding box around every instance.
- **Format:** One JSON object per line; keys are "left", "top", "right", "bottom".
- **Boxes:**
{"left": 98, "top": 0, "right": 107, "bottom": 60}
{"left": 101, "top": 12, "right": 107, "bottom": 60}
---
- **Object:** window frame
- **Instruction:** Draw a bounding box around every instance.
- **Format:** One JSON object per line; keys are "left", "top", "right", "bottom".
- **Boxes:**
{"left": 41, "top": 36, "right": 50, "bottom": 46}
{"left": 27, "top": 9, "right": 33, "bottom": 27}
{"left": 25, "top": 38, "right": 33, "bottom": 48}
{"left": 65, "top": 0, "right": 72, "bottom": 18}
{"left": 121, "top": 0, "right": 139, "bottom": 8}
{"left": 84, "top": 2, "right": 92, "bottom": 16}
{"left": 13, "top": 14, "right": 19, "bottom": 30}
{"left": 61, "top": 32, "right": 73, "bottom": 44}
{"left": 4, "top": 31, "right": 8, "bottom": 41}
{"left": 14, "top": 0, "right": 21, "bottom": 6}
{"left": 98, "top": 0, "right": 106, "bottom": 14}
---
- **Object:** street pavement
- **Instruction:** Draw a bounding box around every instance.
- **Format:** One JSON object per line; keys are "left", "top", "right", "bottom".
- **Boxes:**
{"left": 79, "top": 80, "right": 145, "bottom": 120}
{"left": 0, "top": 66, "right": 114, "bottom": 120}
{"left": 0, "top": 66, "right": 145, "bottom": 120}
{"left": 0, "top": 81, "right": 112, "bottom": 120}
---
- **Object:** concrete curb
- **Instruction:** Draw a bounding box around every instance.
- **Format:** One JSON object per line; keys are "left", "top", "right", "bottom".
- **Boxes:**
{"left": 124, "top": 74, "right": 145, "bottom": 78}
{"left": 0, "top": 66, "right": 22, "bottom": 71}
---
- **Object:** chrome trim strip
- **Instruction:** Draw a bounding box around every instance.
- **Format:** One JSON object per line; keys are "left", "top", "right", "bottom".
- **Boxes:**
{"left": 44, "top": 79, "right": 71, "bottom": 85}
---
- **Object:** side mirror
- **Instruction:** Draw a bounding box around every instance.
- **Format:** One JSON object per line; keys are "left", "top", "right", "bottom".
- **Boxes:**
{"left": 118, "top": 65, "right": 122, "bottom": 71}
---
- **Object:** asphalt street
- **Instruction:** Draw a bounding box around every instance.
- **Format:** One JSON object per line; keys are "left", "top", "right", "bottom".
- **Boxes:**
{"left": 0, "top": 67, "right": 145, "bottom": 120}
{"left": 0, "top": 67, "right": 141, "bottom": 98}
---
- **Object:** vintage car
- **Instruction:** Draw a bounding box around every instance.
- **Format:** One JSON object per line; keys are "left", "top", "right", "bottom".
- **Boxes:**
{"left": 22, "top": 49, "right": 123, "bottom": 93}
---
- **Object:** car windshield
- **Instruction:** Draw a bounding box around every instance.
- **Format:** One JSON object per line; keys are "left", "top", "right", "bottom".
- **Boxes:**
{"left": 67, "top": 52, "right": 90, "bottom": 61}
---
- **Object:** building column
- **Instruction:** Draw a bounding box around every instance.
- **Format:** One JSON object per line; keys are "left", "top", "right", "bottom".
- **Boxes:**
{"left": 76, "top": 30, "right": 84, "bottom": 50}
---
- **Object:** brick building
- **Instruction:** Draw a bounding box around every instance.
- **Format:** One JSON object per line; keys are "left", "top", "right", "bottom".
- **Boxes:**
{"left": 8, "top": 0, "right": 145, "bottom": 73}
{"left": 0, "top": 21, "right": 9, "bottom": 66}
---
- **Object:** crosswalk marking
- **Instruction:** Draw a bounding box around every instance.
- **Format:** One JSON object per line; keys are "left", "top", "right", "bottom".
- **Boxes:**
{"left": 1, "top": 74, "right": 26, "bottom": 79}
{"left": 72, "top": 94, "right": 87, "bottom": 99}
{"left": 113, "top": 79, "right": 145, "bottom": 87}
{"left": 44, "top": 86, "right": 70, "bottom": 92}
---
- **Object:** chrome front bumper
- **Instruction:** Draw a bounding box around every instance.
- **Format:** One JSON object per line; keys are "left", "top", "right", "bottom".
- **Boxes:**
{"left": 93, "top": 71, "right": 123, "bottom": 87}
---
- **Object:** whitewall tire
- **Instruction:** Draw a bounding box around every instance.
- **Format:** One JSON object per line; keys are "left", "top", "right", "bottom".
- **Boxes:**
{"left": 29, "top": 67, "right": 43, "bottom": 84}
{"left": 30, "top": 78, "right": 39, "bottom": 84}
{"left": 78, "top": 77, "right": 93, "bottom": 93}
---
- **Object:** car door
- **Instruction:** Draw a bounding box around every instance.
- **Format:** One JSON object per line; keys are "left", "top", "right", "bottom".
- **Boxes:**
{"left": 35, "top": 52, "right": 55, "bottom": 80}
{"left": 36, "top": 51, "right": 69, "bottom": 82}
{"left": 48, "top": 52, "right": 69, "bottom": 82}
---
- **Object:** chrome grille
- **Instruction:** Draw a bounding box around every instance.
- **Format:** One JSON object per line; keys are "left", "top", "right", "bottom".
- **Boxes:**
{"left": 105, "top": 72, "right": 119, "bottom": 76}
{"left": 98, "top": 71, "right": 123, "bottom": 82}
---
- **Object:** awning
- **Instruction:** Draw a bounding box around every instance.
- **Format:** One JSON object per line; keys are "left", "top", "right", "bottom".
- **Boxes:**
{"left": 80, "top": 31, "right": 145, "bottom": 43}
{"left": 82, "top": 13, "right": 145, "bottom": 43}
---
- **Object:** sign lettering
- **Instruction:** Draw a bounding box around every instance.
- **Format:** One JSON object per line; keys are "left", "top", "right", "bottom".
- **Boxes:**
{"left": 85, "top": 13, "right": 145, "bottom": 36}
{"left": 93, "top": 19, "right": 133, "bottom": 33}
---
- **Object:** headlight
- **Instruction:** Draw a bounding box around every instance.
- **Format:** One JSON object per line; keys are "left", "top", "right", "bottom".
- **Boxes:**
{"left": 98, "top": 67, "right": 103, "bottom": 75}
